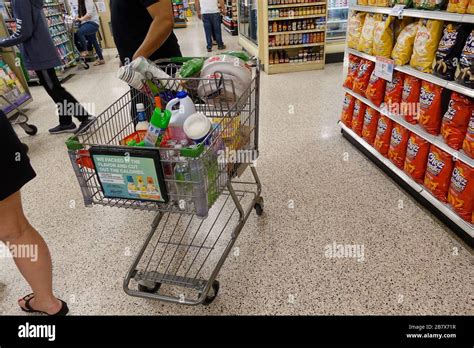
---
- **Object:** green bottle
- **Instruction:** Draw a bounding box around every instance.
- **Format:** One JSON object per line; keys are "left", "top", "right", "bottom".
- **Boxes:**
{"left": 143, "top": 108, "right": 172, "bottom": 147}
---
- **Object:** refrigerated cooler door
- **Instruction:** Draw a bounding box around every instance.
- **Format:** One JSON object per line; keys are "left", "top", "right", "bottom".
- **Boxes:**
{"left": 326, "top": 1, "right": 348, "bottom": 56}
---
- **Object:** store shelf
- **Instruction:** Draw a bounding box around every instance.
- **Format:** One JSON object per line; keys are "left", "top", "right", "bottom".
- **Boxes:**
{"left": 327, "top": 19, "right": 347, "bottom": 23}
{"left": 269, "top": 14, "right": 326, "bottom": 20}
{"left": 270, "top": 28, "right": 326, "bottom": 35}
{"left": 268, "top": 2, "right": 326, "bottom": 9}
{"left": 45, "top": 12, "right": 62, "bottom": 18}
{"left": 343, "top": 87, "right": 474, "bottom": 167}
{"left": 339, "top": 122, "right": 474, "bottom": 239}
{"left": 268, "top": 60, "right": 324, "bottom": 73}
{"left": 328, "top": 7, "right": 349, "bottom": 10}
{"left": 269, "top": 42, "right": 324, "bottom": 49}
{"left": 347, "top": 48, "right": 474, "bottom": 98}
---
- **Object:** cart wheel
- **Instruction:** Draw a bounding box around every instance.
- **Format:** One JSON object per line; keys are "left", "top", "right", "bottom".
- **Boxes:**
{"left": 201, "top": 280, "right": 220, "bottom": 306}
{"left": 83, "top": 63, "right": 90, "bottom": 70}
{"left": 254, "top": 197, "right": 264, "bottom": 216}
{"left": 24, "top": 125, "right": 38, "bottom": 136}
{"left": 138, "top": 282, "right": 161, "bottom": 293}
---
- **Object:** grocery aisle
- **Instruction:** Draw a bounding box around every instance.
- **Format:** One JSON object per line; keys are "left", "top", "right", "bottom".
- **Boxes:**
{"left": 0, "top": 19, "right": 472, "bottom": 316}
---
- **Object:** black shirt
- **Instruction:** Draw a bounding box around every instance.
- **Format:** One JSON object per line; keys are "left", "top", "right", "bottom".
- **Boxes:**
{"left": 110, "top": 0, "right": 182, "bottom": 63}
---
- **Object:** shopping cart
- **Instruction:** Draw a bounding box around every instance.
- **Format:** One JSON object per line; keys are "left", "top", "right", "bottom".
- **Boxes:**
{"left": 64, "top": 18, "right": 90, "bottom": 70}
{"left": 66, "top": 57, "right": 263, "bottom": 305}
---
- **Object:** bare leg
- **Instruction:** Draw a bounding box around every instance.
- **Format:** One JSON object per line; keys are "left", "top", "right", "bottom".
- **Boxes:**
{"left": 0, "top": 191, "right": 61, "bottom": 314}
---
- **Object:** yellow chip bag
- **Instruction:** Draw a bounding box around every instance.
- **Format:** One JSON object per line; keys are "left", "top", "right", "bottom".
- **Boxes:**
{"left": 368, "top": 0, "right": 377, "bottom": 5}
{"left": 358, "top": 14, "right": 376, "bottom": 54}
{"left": 392, "top": 22, "right": 419, "bottom": 66}
{"left": 373, "top": 14, "right": 394, "bottom": 58}
{"left": 358, "top": 0, "right": 368, "bottom": 4}
{"left": 347, "top": 12, "right": 366, "bottom": 50}
{"left": 467, "top": 0, "right": 474, "bottom": 12}
{"left": 447, "top": 0, "right": 469, "bottom": 13}
{"left": 410, "top": 19, "right": 444, "bottom": 73}
{"left": 377, "top": 0, "right": 391, "bottom": 6}
{"left": 394, "top": 16, "right": 414, "bottom": 39}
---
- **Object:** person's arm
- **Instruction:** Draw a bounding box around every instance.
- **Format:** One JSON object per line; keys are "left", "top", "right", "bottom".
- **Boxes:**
{"left": 132, "top": 0, "right": 175, "bottom": 60}
{"left": 195, "top": 0, "right": 201, "bottom": 19}
{"left": 78, "top": 0, "right": 95, "bottom": 22}
{"left": 0, "top": 1, "right": 34, "bottom": 47}
{"left": 219, "top": 0, "right": 225, "bottom": 15}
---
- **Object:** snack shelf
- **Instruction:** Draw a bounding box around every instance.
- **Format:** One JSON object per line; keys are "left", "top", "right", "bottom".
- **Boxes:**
{"left": 271, "top": 28, "right": 326, "bottom": 35}
{"left": 350, "top": 5, "right": 474, "bottom": 24}
{"left": 347, "top": 48, "right": 474, "bottom": 99}
{"left": 343, "top": 87, "right": 474, "bottom": 168}
{"left": 339, "top": 122, "right": 474, "bottom": 240}
{"left": 268, "top": 60, "right": 324, "bottom": 73}
{"left": 269, "top": 42, "right": 324, "bottom": 49}
{"left": 269, "top": 14, "right": 326, "bottom": 20}
{"left": 268, "top": 2, "right": 326, "bottom": 8}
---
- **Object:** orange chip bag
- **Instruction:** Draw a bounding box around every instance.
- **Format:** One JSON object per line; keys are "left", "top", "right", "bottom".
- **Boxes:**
{"left": 418, "top": 81, "right": 450, "bottom": 136}
{"left": 424, "top": 145, "right": 454, "bottom": 202}
{"left": 384, "top": 72, "right": 405, "bottom": 113}
{"left": 362, "top": 107, "right": 380, "bottom": 144}
{"left": 374, "top": 115, "right": 393, "bottom": 156}
{"left": 388, "top": 124, "right": 411, "bottom": 169}
{"left": 352, "top": 100, "right": 367, "bottom": 136}
{"left": 447, "top": 0, "right": 469, "bottom": 13}
{"left": 468, "top": 0, "right": 474, "bottom": 13}
{"left": 353, "top": 60, "right": 375, "bottom": 96}
{"left": 404, "top": 134, "right": 431, "bottom": 183}
{"left": 343, "top": 55, "right": 361, "bottom": 90}
{"left": 366, "top": 70, "right": 387, "bottom": 106}
{"left": 341, "top": 93, "right": 356, "bottom": 127}
{"left": 448, "top": 162, "right": 474, "bottom": 222}
{"left": 462, "top": 115, "right": 474, "bottom": 158}
{"left": 440, "top": 93, "right": 474, "bottom": 150}
{"left": 400, "top": 76, "right": 422, "bottom": 124}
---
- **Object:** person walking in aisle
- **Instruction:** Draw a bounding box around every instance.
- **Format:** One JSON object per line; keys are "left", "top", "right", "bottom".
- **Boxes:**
{"left": 110, "top": 0, "right": 182, "bottom": 64}
{"left": 76, "top": 0, "right": 105, "bottom": 66}
{"left": 195, "top": 0, "right": 226, "bottom": 52}
{"left": 0, "top": 0, "right": 94, "bottom": 134}
{"left": 0, "top": 110, "right": 69, "bottom": 316}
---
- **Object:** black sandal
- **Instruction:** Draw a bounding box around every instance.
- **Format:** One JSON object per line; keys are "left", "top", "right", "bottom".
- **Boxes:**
{"left": 20, "top": 294, "right": 69, "bottom": 316}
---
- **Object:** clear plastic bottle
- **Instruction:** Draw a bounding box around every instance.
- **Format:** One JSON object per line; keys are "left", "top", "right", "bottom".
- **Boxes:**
{"left": 174, "top": 154, "right": 193, "bottom": 210}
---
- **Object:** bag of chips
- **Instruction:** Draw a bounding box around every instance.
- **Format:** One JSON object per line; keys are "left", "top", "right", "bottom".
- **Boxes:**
{"left": 462, "top": 115, "right": 474, "bottom": 158}
{"left": 344, "top": 55, "right": 361, "bottom": 90}
{"left": 347, "top": 12, "right": 366, "bottom": 50}
{"left": 404, "top": 134, "right": 431, "bottom": 183}
{"left": 468, "top": 0, "right": 474, "bottom": 12}
{"left": 374, "top": 115, "right": 393, "bottom": 156}
{"left": 353, "top": 60, "right": 375, "bottom": 96}
{"left": 455, "top": 30, "right": 474, "bottom": 88}
{"left": 358, "top": 0, "right": 368, "bottom": 4}
{"left": 448, "top": 162, "right": 474, "bottom": 222}
{"left": 447, "top": 0, "right": 469, "bottom": 12}
{"left": 362, "top": 107, "right": 380, "bottom": 144}
{"left": 418, "top": 81, "right": 451, "bottom": 135}
{"left": 358, "top": 14, "right": 376, "bottom": 55}
{"left": 393, "top": 0, "right": 414, "bottom": 7}
{"left": 341, "top": 93, "right": 356, "bottom": 127}
{"left": 400, "top": 75, "right": 422, "bottom": 124}
{"left": 424, "top": 145, "right": 454, "bottom": 202}
{"left": 373, "top": 15, "right": 394, "bottom": 58}
{"left": 394, "top": 16, "right": 414, "bottom": 39}
{"left": 433, "top": 24, "right": 471, "bottom": 81}
{"left": 414, "top": 0, "right": 447, "bottom": 9}
{"left": 368, "top": 0, "right": 377, "bottom": 5}
{"left": 377, "top": 0, "right": 391, "bottom": 5}
{"left": 365, "top": 70, "right": 387, "bottom": 106}
{"left": 410, "top": 19, "right": 444, "bottom": 73}
{"left": 440, "top": 93, "right": 474, "bottom": 150}
{"left": 392, "top": 22, "right": 419, "bottom": 66}
{"left": 388, "top": 124, "right": 411, "bottom": 169}
{"left": 352, "top": 100, "right": 368, "bottom": 136}
{"left": 384, "top": 71, "right": 405, "bottom": 113}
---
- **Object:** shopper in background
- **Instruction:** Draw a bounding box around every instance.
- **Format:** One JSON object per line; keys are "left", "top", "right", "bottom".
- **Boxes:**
{"left": 195, "top": 0, "right": 226, "bottom": 52}
{"left": 76, "top": 0, "right": 105, "bottom": 66}
{"left": 110, "top": 0, "right": 182, "bottom": 64}
{"left": 0, "top": 110, "right": 69, "bottom": 316}
{"left": 0, "top": 0, "right": 94, "bottom": 134}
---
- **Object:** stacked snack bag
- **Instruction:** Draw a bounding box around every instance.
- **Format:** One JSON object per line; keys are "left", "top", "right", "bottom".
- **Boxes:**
{"left": 404, "top": 134, "right": 431, "bottom": 183}
{"left": 424, "top": 145, "right": 454, "bottom": 202}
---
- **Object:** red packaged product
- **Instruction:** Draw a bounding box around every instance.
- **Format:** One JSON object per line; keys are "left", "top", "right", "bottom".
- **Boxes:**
{"left": 388, "top": 123, "right": 410, "bottom": 169}
{"left": 373, "top": 115, "right": 393, "bottom": 156}
{"left": 440, "top": 92, "right": 474, "bottom": 150}
{"left": 343, "top": 55, "right": 361, "bottom": 90}
{"left": 400, "top": 75, "right": 422, "bottom": 124}
{"left": 351, "top": 99, "right": 367, "bottom": 136}
{"left": 403, "top": 134, "right": 431, "bottom": 183}
{"left": 424, "top": 145, "right": 454, "bottom": 202}
{"left": 462, "top": 115, "right": 474, "bottom": 158}
{"left": 365, "top": 70, "right": 387, "bottom": 106}
{"left": 418, "top": 81, "right": 451, "bottom": 136}
{"left": 362, "top": 107, "right": 380, "bottom": 144}
{"left": 448, "top": 162, "right": 474, "bottom": 222}
{"left": 384, "top": 71, "right": 405, "bottom": 114}
{"left": 353, "top": 60, "right": 375, "bottom": 96}
{"left": 341, "top": 93, "right": 356, "bottom": 127}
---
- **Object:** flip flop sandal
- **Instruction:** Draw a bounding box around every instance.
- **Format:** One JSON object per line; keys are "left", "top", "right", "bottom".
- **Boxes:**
{"left": 20, "top": 294, "right": 69, "bottom": 316}
{"left": 93, "top": 60, "right": 105, "bottom": 66}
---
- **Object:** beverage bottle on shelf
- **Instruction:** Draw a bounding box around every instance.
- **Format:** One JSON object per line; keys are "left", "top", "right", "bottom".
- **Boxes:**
{"left": 273, "top": 21, "right": 278, "bottom": 32}
{"left": 135, "top": 103, "right": 149, "bottom": 131}
{"left": 278, "top": 22, "right": 283, "bottom": 31}
{"left": 292, "top": 21, "right": 297, "bottom": 31}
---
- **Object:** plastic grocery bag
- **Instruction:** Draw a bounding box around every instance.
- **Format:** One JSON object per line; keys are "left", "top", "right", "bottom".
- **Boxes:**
{"left": 362, "top": 107, "right": 380, "bottom": 144}
{"left": 358, "top": 14, "right": 376, "bottom": 55}
{"left": 388, "top": 123, "right": 411, "bottom": 169}
{"left": 404, "top": 134, "right": 431, "bottom": 183}
{"left": 463, "top": 116, "right": 474, "bottom": 158}
{"left": 410, "top": 19, "right": 444, "bottom": 73}
{"left": 440, "top": 92, "right": 474, "bottom": 150}
{"left": 455, "top": 30, "right": 474, "bottom": 88}
{"left": 448, "top": 162, "right": 474, "bottom": 222}
{"left": 373, "top": 14, "right": 394, "bottom": 58}
{"left": 392, "top": 22, "right": 419, "bottom": 66}
{"left": 447, "top": 0, "right": 469, "bottom": 12}
{"left": 347, "top": 12, "right": 366, "bottom": 50}
{"left": 352, "top": 100, "right": 368, "bottom": 136}
{"left": 341, "top": 93, "right": 356, "bottom": 127}
{"left": 400, "top": 75, "right": 422, "bottom": 124}
{"left": 374, "top": 116, "right": 393, "bottom": 156}
{"left": 424, "top": 145, "right": 454, "bottom": 202}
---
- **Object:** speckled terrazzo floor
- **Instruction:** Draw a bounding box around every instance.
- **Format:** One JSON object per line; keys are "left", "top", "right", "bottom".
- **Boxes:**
{"left": 1, "top": 17, "right": 473, "bottom": 315}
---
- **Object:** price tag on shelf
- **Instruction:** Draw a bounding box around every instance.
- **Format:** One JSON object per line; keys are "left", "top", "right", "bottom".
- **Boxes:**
{"left": 374, "top": 56, "right": 395, "bottom": 82}
{"left": 390, "top": 4, "right": 406, "bottom": 18}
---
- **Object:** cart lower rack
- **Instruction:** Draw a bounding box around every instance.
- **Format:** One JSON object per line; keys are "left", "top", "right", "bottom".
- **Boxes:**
{"left": 67, "top": 58, "right": 263, "bottom": 305}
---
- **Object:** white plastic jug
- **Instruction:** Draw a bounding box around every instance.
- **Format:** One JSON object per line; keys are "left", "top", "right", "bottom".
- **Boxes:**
{"left": 166, "top": 91, "right": 197, "bottom": 141}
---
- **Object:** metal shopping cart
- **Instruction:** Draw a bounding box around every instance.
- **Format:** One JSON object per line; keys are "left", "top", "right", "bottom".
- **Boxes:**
{"left": 66, "top": 58, "right": 263, "bottom": 305}
{"left": 64, "top": 17, "right": 90, "bottom": 70}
